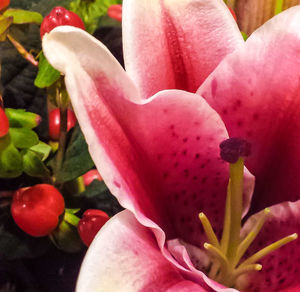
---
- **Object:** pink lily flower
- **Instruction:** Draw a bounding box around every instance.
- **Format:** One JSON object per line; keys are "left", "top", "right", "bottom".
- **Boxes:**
{"left": 42, "top": 0, "right": 300, "bottom": 291}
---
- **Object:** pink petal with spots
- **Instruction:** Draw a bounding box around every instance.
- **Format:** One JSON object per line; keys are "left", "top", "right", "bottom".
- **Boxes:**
{"left": 43, "top": 27, "right": 254, "bottom": 287}
{"left": 122, "top": 0, "right": 243, "bottom": 98}
{"left": 77, "top": 210, "right": 209, "bottom": 292}
{"left": 278, "top": 284, "right": 300, "bottom": 292}
{"left": 197, "top": 6, "right": 300, "bottom": 212}
{"left": 237, "top": 200, "right": 300, "bottom": 292}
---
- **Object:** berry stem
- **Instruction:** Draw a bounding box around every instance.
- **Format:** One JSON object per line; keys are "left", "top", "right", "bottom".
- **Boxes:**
{"left": 54, "top": 81, "right": 69, "bottom": 185}
{"left": 55, "top": 105, "right": 67, "bottom": 179}
{"left": 7, "top": 34, "right": 38, "bottom": 67}
{"left": 0, "top": 191, "right": 13, "bottom": 198}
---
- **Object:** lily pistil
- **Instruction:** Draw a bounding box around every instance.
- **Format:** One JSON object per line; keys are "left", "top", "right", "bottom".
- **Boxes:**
{"left": 199, "top": 138, "right": 298, "bottom": 287}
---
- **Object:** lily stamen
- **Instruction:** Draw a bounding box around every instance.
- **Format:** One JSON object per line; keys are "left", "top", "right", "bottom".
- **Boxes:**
{"left": 234, "top": 208, "right": 270, "bottom": 266}
{"left": 204, "top": 243, "right": 229, "bottom": 270}
{"left": 198, "top": 138, "right": 298, "bottom": 288}
{"left": 223, "top": 264, "right": 262, "bottom": 286}
{"left": 199, "top": 213, "right": 220, "bottom": 249}
{"left": 239, "top": 233, "right": 298, "bottom": 269}
{"left": 220, "top": 179, "right": 231, "bottom": 254}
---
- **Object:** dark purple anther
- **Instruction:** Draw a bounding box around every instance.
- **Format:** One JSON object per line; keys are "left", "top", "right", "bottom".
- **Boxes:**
{"left": 219, "top": 137, "right": 251, "bottom": 163}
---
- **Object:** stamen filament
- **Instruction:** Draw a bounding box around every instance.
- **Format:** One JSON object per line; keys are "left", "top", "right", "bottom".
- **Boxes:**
{"left": 240, "top": 233, "right": 298, "bottom": 268}
{"left": 219, "top": 264, "right": 262, "bottom": 287}
{"left": 208, "top": 261, "right": 220, "bottom": 279}
{"left": 204, "top": 243, "right": 228, "bottom": 270}
{"left": 227, "top": 157, "right": 244, "bottom": 262}
{"left": 199, "top": 213, "right": 220, "bottom": 249}
{"left": 234, "top": 208, "right": 270, "bottom": 266}
{"left": 232, "top": 264, "right": 262, "bottom": 279}
{"left": 220, "top": 179, "right": 232, "bottom": 254}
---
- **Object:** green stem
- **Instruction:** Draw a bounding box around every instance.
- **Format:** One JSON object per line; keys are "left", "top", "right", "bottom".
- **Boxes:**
{"left": 76, "top": 176, "right": 86, "bottom": 193}
{"left": 274, "top": 0, "right": 284, "bottom": 15}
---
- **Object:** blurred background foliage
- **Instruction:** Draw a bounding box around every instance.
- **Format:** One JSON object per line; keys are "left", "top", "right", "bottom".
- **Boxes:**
{"left": 0, "top": 0, "right": 123, "bottom": 291}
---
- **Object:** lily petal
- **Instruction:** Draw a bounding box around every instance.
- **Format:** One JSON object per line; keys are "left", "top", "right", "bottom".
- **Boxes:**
{"left": 238, "top": 200, "right": 300, "bottom": 291}
{"left": 43, "top": 26, "right": 254, "bottom": 251}
{"left": 77, "top": 210, "right": 208, "bottom": 292}
{"left": 278, "top": 284, "right": 300, "bottom": 292}
{"left": 197, "top": 6, "right": 300, "bottom": 212}
{"left": 123, "top": 0, "right": 244, "bottom": 98}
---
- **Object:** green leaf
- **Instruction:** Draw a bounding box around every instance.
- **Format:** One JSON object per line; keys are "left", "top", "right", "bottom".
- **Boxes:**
{"left": 0, "top": 135, "right": 23, "bottom": 178}
{"left": 34, "top": 52, "right": 61, "bottom": 88}
{"left": 9, "top": 127, "right": 39, "bottom": 148}
{"left": 22, "top": 149, "right": 50, "bottom": 177}
{"left": 0, "top": 211, "right": 50, "bottom": 260}
{"left": 3, "top": 8, "right": 43, "bottom": 25}
{"left": 52, "top": 125, "right": 94, "bottom": 183}
{"left": 9, "top": 0, "right": 73, "bottom": 16}
{"left": 70, "top": 180, "right": 123, "bottom": 217}
{"left": 5, "top": 108, "right": 41, "bottom": 128}
{"left": 30, "top": 140, "right": 52, "bottom": 161}
{"left": 1, "top": 23, "right": 49, "bottom": 140}
{"left": 50, "top": 218, "right": 83, "bottom": 253}
{"left": 0, "top": 15, "right": 13, "bottom": 41}
{"left": 69, "top": 0, "right": 122, "bottom": 34}
{"left": 65, "top": 208, "right": 80, "bottom": 214}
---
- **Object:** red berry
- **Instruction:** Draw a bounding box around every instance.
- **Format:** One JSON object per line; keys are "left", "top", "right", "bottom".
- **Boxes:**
{"left": 228, "top": 7, "right": 237, "bottom": 22}
{"left": 0, "top": 107, "right": 9, "bottom": 137}
{"left": 0, "top": 0, "right": 10, "bottom": 11}
{"left": 78, "top": 209, "right": 109, "bottom": 246}
{"left": 48, "top": 108, "right": 77, "bottom": 141}
{"left": 83, "top": 169, "right": 103, "bottom": 186}
{"left": 107, "top": 4, "right": 122, "bottom": 22}
{"left": 11, "top": 184, "right": 65, "bottom": 237}
{"left": 40, "top": 6, "right": 85, "bottom": 38}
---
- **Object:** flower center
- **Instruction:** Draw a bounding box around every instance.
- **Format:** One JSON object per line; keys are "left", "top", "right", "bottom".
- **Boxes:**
{"left": 198, "top": 138, "right": 297, "bottom": 287}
